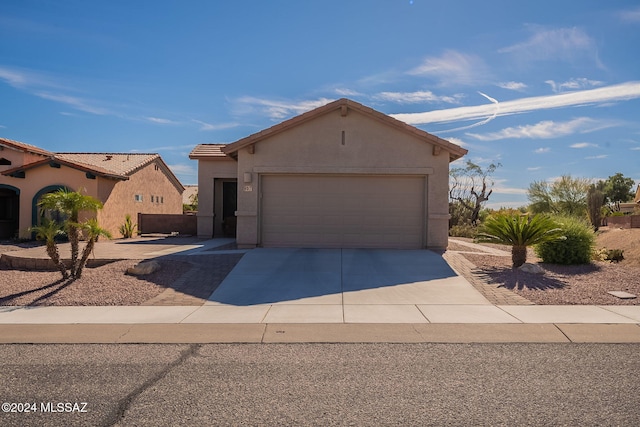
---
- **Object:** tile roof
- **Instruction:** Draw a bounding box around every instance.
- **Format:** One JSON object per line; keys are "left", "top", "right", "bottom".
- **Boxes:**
{"left": 222, "top": 98, "right": 468, "bottom": 162}
{"left": 189, "top": 144, "right": 229, "bottom": 159}
{"left": 0, "top": 137, "right": 53, "bottom": 157}
{"left": 55, "top": 153, "right": 160, "bottom": 176}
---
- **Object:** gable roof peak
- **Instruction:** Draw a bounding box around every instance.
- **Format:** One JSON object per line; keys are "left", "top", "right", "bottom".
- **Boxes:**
{"left": 222, "top": 98, "right": 467, "bottom": 162}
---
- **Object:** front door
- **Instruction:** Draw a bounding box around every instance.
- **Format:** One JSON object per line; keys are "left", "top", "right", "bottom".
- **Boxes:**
{"left": 222, "top": 181, "right": 237, "bottom": 237}
{"left": 0, "top": 187, "right": 19, "bottom": 239}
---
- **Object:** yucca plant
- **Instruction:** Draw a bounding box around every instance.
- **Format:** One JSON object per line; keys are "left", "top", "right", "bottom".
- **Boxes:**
{"left": 476, "top": 214, "right": 565, "bottom": 268}
{"left": 119, "top": 214, "right": 137, "bottom": 238}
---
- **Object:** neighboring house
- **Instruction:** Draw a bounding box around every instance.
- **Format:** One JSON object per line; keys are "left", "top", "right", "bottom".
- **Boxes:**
{"left": 182, "top": 185, "right": 199, "bottom": 209}
{"left": 0, "top": 137, "right": 184, "bottom": 239}
{"left": 190, "top": 98, "right": 467, "bottom": 250}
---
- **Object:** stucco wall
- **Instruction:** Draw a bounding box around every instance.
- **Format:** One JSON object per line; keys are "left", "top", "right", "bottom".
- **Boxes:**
{"left": 0, "top": 149, "right": 46, "bottom": 172}
{"left": 1, "top": 159, "right": 183, "bottom": 239}
{"left": 97, "top": 160, "right": 183, "bottom": 237}
{"left": 1, "top": 163, "right": 100, "bottom": 238}
{"left": 234, "top": 108, "right": 452, "bottom": 249}
{"left": 195, "top": 157, "right": 237, "bottom": 238}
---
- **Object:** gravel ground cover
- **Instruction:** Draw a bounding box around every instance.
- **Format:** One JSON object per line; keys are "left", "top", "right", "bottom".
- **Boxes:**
{"left": 0, "top": 259, "right": 191, "bottom": 306}
{"left": 449, "top": 230, "right": 640, "bottom": 305}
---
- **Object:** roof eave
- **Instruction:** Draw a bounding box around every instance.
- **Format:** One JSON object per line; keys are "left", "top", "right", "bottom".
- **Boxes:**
{"left": 221, "top": 98, "right": 468, "bottom": 162}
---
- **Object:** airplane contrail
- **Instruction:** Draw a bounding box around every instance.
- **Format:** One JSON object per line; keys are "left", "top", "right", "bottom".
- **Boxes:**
{"left": 390, "top": 81, "right": 640, "bottom": 125}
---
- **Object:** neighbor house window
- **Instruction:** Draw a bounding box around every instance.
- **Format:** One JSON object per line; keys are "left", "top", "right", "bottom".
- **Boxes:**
{"left": 135, "top": 194, "right": 143, "bottom": 202}
{"left": 151, "top": 195, "right": 155, "bottom": 203}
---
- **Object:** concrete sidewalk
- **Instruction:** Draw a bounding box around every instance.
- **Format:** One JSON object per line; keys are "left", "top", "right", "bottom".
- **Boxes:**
{"left": 2, "top": 238, "right": 640, "bottom": 344}
{"left": 1, "top": 304, "right": 640, "bottom": 343}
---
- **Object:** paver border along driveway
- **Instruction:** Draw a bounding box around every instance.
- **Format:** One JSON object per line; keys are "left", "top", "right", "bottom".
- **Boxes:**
{"left": 206, "top": 248, "right": 490, "bottom": 307}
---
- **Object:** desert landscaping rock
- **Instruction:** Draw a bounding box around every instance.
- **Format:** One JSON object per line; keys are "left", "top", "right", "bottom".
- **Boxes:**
{"left": 126, "top": 260, "right": 161, "bottom": 276}
{"left": 518, "top": 263, "right": 545, "bottom": 274}
{"left": 607, "top": 291, "right": 637, "bottom": 299}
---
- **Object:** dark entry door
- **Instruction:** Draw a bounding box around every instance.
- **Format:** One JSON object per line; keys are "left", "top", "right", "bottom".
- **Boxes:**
{"left": 0, "top": 188, "right": 19, "bottom": 239}
{"left": 222, "top": 181, "right": 237, "bottom": 237}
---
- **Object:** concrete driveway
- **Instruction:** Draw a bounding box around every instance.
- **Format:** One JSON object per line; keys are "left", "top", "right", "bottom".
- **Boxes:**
{"left": 206, "top": 249, "right": 491, "bottom": 322}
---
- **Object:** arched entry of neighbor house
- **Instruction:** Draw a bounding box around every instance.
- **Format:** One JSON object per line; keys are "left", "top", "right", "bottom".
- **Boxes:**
{"left": 0, "top": 184, "right": 20, "bottom": 239}
{"left": 31, "top": 185, "right": 72, "bottom": 228}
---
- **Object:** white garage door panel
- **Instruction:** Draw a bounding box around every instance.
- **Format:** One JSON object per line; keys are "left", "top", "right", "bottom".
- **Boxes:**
{"left": 261, "top": 175, "right": 425, "bottom": 248}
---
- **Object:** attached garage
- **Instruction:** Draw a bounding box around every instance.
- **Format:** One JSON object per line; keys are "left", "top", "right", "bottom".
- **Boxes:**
{"left": 261, "top": 174, "right": 426, "bottom": 248}
{"left": 191, "top": 98, "right": 467, "bottom": 250}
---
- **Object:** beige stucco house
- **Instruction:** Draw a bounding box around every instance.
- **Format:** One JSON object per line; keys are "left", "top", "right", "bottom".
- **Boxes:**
{"left": 190, "top": 98, "right": 467, "bottom": 250}
{"left": 0, "top": 137, "right": 184, "bottom": 239}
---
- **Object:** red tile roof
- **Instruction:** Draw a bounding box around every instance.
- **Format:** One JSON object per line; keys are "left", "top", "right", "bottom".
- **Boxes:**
{"left": 0, "top": 137, "right": 53, "bottom": 157}
{"left": 189, "top": 144, "right": 228, "bottom": 159}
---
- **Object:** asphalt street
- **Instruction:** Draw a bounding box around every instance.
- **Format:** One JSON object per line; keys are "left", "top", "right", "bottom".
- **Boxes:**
{"left": 1, "top": 343, "right": 639, "bottom": 426}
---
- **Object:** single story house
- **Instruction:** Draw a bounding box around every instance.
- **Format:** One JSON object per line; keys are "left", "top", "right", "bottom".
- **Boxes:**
{"left": 190, "top": 98, "right": 467, "bottom": 250}
{"left": 0, "top": 137, "right": 184, "bottom": 239}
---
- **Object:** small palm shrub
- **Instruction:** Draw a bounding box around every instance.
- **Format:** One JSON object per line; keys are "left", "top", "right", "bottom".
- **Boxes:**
{"left": 535, "top": 216, "right": 595, "bottom": 265}
{"left": 119, "top": 214, "right": 137, "bottom": 238}
{"left": 476, "top": 213, "right": 565, "bottom": 268}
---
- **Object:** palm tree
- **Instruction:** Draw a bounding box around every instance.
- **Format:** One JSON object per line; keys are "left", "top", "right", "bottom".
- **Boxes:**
{"left": 476, "top": 214, "right": 565, "bottom": 268}
{"left": 75, "top": 219, "right": 112, "bottom": 279}
{"left": 37, "top": 189, "right": 106, "bottom": 279}
{"left": 38, "top": 189, "right": 104, "bottom": 277}
{"left": 29, "top": 219, "right": 69, "bottom": 280}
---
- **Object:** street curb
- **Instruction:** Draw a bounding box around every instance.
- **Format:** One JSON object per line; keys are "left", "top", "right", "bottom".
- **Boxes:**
{"left": 2, "top": 323, "right": 640, "bottom": 344}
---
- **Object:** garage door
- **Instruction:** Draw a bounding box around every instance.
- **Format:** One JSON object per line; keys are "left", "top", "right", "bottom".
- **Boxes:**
{"left": 260, "top": 175, "right": 425, "bottom": 248}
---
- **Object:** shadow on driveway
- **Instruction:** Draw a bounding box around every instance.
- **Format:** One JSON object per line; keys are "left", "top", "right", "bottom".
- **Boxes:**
{"left": 208, "top": 248, "right": 463, "bottom": 306}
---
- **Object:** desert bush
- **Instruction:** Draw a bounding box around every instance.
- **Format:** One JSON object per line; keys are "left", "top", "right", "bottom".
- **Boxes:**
{"left": 449, "top": 224, "right": 478, "bottom": 238}
{"left": 593, "top": 247, "right": 625, "bottom": 262}
{"left": 476, "top": 213, "right": 564, "bottom": 268}
{"left": 119, "top": 214, "right": 137, "bottom": 238}
{"left": 535, "top": 216, "right": 595, "bottom": 264}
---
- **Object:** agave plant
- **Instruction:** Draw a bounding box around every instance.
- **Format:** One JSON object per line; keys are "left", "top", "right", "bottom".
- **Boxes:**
{"left": 476, "top": 214, "right": 565, "bottom": 268}
{"left": 29, "top": 219, "right": 69, "bottom": 280}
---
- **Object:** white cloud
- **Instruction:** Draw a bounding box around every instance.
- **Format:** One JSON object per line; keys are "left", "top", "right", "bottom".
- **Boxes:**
{"left": 619, "top": 7, "right": 640, "bottom": 23}
{"left": 570, "top": 142, "right": 598, "bottom": 148}
{"left": 146, "top": 117, "right": 178, "bottom": 125}
{"left": 235, "top": 97, "right": 335, "bottom": 120}
{"left": 407, "top": 50, "right": 488, "bottom": 86}
{"left": 374, "top": 90, "right": 461, "bottom": 104}
{"left": 467, "top": 117, "right": 611, "bottom": 141}
{"left": 191, "top": 119, "right": 238, "bottom": 131}
{"left": 497, "top": 81, "right": 527, "bottom": 91}
{"left": 534, "top": 147, "right": 550, "bottom": 154}
{"left": 494, "top": 186, "right": 528, "bottom": 195}
{"left": 35, "top": 91, "right": 109, "bottom": 115}
{"left": 546, "top": 78, "right": 603, "bottom": 93}
{"left": 446, "top": 137, "right": 468, "bottom": 147}
{"left": 585, "top": 154, "right": 608, "bottom": 160}
{"left": 167, "top": 163, "right": 197, "bottom": 177}
{"left": 631, "top": 147, "right": 640, "bottom": 151}
{"left": 391, "top": 81, "right": 640, "bottom": 125}
{"left": 499, "top": 26, "right": 598, "bottom": 63}
{"left": 334, "top": 88, "right": 362, "bottom": 97}
{"left": 527, "top": 167, "right": 543, "bottom": 171}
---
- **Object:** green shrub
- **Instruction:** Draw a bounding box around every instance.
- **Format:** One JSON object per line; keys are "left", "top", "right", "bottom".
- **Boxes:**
{"left": 535, "top": 216, "right": 595, "bottom": 264}
{"left": 119, "top": 214, "right": 137, "bottom": 239}
{"left": 449, "top": 224, "right": 478, "bottom": 238}
{"left": 593, "top": 247, "right": 624, "bottom": 262}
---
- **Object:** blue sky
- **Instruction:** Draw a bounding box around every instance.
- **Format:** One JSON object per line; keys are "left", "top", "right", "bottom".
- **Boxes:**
{"left": 1, "top": 0, "right": 639, "bottom": 207}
